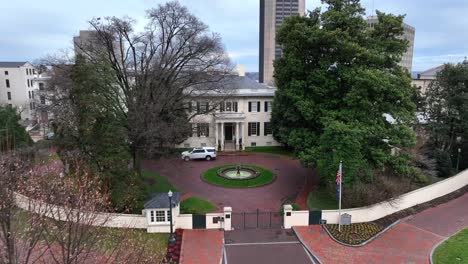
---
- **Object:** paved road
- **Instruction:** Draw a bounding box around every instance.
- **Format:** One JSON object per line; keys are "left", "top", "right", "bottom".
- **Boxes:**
{"left": 295, "top": 191, "right": 468, "bottom": 264}
{"left": 223, "top": 229, "right": 316, "bottom": 264}
{"left": 142, "top": 153, "right": 315, "bottom": 211}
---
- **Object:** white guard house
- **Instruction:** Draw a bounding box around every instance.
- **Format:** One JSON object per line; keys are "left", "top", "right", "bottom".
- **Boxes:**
{"left": 143, "top": 192, "right": 180, "bottom": 233}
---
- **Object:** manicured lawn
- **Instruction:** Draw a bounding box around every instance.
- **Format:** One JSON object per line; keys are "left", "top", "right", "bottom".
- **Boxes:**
{"left": 202, "top": 164, "right": 275, "bottom": 188}
{"left": 142, "top": 170, "right": 178, "bottom": 193}
{"left": 180, "top": 197, "right": 217, "bottom": 214}
{"left": 98, "top": 227, "right": 168, "bottom": 257}
{"left": 244, "top": 146, "right": 293, "bottom": 157}
{"left": 14, "top": 209, "right": 168, "bottom": 262}
{"left": 307, "top": 187, "right": 338, "bottom": 210}
{"left": 433, "top": 228, "right": 468, "bottom": 264}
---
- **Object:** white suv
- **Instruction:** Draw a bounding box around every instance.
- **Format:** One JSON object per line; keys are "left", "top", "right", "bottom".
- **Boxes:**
{"left": 181, "top": 147, "right": 217, "bottom": 161}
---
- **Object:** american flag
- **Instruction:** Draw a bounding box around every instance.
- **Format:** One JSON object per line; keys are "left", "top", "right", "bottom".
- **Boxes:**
{"left": 336, "top": 163, "right": 342, "bottom": 185}
{"left": 335, "top": 162, "right": 342, "bottom": 200}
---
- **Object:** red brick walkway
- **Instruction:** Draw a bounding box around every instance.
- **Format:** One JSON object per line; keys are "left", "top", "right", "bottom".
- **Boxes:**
{"left": 295, "top": 191, "right": 468, "bottom": 264}
{"left": 180, "top": 230, "right": 223, "bottom": 264}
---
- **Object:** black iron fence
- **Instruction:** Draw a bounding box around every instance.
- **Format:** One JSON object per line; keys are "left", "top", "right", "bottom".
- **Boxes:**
{"left": 232, "top": 209, "right": 282, "bottom": 229}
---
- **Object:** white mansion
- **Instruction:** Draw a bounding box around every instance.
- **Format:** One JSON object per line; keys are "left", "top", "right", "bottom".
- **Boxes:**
{"left": 178, "top": 69, "right": 281, "bottom": 151}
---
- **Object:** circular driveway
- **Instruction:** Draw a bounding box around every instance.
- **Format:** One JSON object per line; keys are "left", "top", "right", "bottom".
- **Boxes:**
{"left": 142, "top": 153, "right": 315, "bottom": 212}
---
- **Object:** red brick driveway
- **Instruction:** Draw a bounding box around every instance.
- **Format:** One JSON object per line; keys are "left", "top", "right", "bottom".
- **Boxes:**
{"left": 295, "top": 191, "right": 468, "bottom": 264}
{"left": 142, "top": 153, "right": 315, "bottom": 211}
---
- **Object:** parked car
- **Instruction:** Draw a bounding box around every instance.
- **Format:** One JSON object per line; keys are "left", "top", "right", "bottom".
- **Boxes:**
{"left": 44, "top": 132, "right": 54, "bottom": 140}
{"left": 181, "top": 147, "right": 217, "bottom": 161}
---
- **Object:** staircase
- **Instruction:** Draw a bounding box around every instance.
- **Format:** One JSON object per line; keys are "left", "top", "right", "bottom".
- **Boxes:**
{"left": 224, "top": 141, "right": 236, "bottom": 151}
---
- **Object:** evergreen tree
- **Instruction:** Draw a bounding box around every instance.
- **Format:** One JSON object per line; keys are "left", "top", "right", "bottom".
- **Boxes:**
{"left": 272, "top": 0, "right": 416, "bottom": 184}
{"left": 0, "top": 106, "right": 32, "bottom": 151}
{"left": 424, "top": 61, "right": 468, "bottom": 176}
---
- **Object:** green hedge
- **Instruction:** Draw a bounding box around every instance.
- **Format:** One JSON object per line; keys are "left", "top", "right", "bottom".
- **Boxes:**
{"left": 244, "top": 146, "right": 293, "bottom": 157}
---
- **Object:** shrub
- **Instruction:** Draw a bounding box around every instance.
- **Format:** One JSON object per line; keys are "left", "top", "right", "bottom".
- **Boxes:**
{"left": 342, "top": 175, "right": 412, "bottom": 208}
{"left": 434, "top": 150, "right": 454, "bottom": 177}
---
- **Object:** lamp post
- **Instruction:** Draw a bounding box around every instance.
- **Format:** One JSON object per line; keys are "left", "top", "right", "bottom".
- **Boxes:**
{"left": 456, "top": 136, "right": 462, "bottom": 173}
{"left": 168, "top": 190, "right": 176, "bottom": 244}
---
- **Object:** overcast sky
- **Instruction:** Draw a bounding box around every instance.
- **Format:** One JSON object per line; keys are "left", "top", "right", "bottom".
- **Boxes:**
{"left": 1, "top": 0, "right": 467, "bottom": 72}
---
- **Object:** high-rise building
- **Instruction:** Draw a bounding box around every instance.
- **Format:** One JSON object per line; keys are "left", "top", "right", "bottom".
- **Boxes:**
{"left": 0, "top": 62, "right": 38, "bottom": 123}
{"left": 367, "top": 16, "right": 415, "bottom": 73}
{"left": 259, "top": 0, "right": 305, "bottom": 85}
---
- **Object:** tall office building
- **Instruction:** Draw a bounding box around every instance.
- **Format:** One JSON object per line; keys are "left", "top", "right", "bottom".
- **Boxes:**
{"left": 259, "top": 0, "right": 305, "bottom": 85}
{"left": 367, "top": 16, "right": 415, "bottom": 73}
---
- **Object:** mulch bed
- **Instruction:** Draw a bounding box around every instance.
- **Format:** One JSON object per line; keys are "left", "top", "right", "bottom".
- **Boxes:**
{"left": 325, "top": 223, "right": 383, "bottom": 245}
{"left": 164, "top": 229, "right": 183, "bottom": 263}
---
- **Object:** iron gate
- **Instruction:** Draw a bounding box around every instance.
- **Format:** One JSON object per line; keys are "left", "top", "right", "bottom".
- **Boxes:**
{"left": 231, "top": 209, "right": 282, "bottom": 229}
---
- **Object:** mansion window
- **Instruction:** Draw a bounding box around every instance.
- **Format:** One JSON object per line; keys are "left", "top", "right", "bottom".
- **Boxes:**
{"left": 220, "top": 101, "right": 238, "bottom": 112}
{"left": 197, "top": 101, "right": 209, "bottom": 113}
{"left": 40, "top": 96, "right": 46, "bottom": 105}
{"left": 7, "top": 92, "right": 11, "bottom": 100}
{"left": 249, "top": 101, "right": 261, "bottom": 112}
{"left": 264, "top": 101, "right": 272, "bottom": 112}
{"left": 4, "top": 71, "right": 8, "bottom": 75}
{"left": 149, "top": 210, "right": 171, "bottom": 224}
{"left": 248, "top": 122, "right": 260, "bottom": 136}
{"left": 39, "top": 83, "right": 45, "bottom": 91}
{"left": 264, "top": 122, "right": 273, "bottom": 135}
{"left": 192, "top": 123, "right": 210, "bottom": 137}
{"left": 5, "top": 79, "right": 10, "bottom": 88}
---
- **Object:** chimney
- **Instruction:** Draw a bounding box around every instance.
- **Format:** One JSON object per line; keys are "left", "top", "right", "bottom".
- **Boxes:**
{"left": 237, "top": 65, "right": 245, "bottom": 77}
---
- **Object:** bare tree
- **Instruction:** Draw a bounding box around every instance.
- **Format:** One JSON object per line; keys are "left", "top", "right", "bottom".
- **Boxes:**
{"left": 74, "top": 1, "right": 234, "bottom": 170}
{"left": 0, "top": 149, "right": 47, "bottom": 264}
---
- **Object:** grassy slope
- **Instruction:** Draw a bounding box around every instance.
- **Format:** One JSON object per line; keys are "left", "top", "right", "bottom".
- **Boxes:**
{"left": 180, "top": 197, "right": 217, "bottom": 214}
{"left": 142, "top": 170, "right": 178, "bottom": 193}
{"left": 307, "top": 187, "right": 338, "bottom": 210}
{"left": 202, "top": 164, "right": 274, "bottom": 188}
{"left": 433, "top": 228, "right": 468, "bottom": 264}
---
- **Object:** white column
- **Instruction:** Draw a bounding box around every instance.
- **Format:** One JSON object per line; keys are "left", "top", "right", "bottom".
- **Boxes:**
{"left": 283, "top": 204, "right": 293, "bottom": 229}
{"left": 215, "top": 122, "right": 218, "bottom": 150}
{"left": 223, "top": 207, "right": 232, "bottom": 231}
{"left": 235, "top": 122, "right": 239, "bottom": 150}
{"left": 241, "top": 122, "right": 245, "bottom": 150}
{"left": 221, "top": 122, "right": 225, "bottom": 151}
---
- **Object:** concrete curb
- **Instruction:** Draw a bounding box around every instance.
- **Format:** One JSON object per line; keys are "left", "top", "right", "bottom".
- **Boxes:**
{"left": 292, "top": 227, "right": 323, "bottom": 264}
{"left": 322, "top": 220, "right": 401, "bottom": 247}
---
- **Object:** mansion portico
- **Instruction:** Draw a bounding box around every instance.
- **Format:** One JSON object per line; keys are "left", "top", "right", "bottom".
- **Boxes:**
{"left": 178, "top": 71, "right": 281, "bottom": 151}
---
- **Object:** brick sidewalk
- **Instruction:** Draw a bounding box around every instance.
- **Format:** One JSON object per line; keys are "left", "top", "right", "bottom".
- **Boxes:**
{"left": 180, "top": 230, "right": 223, "bottom": 264}
{"left": 295, "top": 191, "right": 468, "bottom": 264}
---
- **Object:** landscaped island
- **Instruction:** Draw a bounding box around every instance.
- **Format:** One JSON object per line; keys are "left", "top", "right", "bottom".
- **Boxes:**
{"left": 202, "top": 164, "right": 275, "bottom": 188}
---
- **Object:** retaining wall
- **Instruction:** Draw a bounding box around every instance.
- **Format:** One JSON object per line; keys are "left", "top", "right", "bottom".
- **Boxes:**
{"left": 284, "top": 169, "right": 468, "bottom": 227}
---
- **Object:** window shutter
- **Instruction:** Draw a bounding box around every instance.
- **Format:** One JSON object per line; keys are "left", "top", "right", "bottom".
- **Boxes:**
{"left": 264, "top": 123, "right": 267, "bottom": 136}
{"left": 257, "top": 102, "right": 261, "bottom": 112}
{"left": 248, "top": 102, "right": 251, "bottom": 112}
{"left": 220, "top": 102, "right": 224, "bottom": 112}
{"left": 205, "top": 102, "right": 209, "bottom": 112}
{"left": 264, "top": 102, "right": 268, "bottom": 112}
{"left": 234, "top": 102, "right": 238, "bottom": 112}
{"left": 257, "top": 122, "right": 260, "bottom": 136}
{"left": 206, "top": 124, "right": 210, "bottom": 137}
{"left": 248, "top": 123, "right": 251, "bottom": 136}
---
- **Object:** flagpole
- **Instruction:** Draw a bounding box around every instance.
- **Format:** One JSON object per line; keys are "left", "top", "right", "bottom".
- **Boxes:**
{"left": 338, "top": 160, "right": 342, "bottom": 232}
